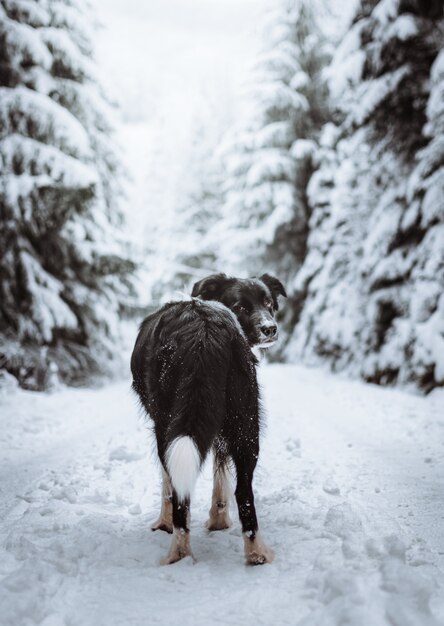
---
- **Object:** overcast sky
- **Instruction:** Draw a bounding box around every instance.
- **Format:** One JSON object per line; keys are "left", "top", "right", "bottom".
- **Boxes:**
{"left": 95, "top": 0, "right": 267, "bottom": 120}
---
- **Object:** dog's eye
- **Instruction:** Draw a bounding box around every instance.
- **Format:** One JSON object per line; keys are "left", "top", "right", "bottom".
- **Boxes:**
{"left": 233, "top": 303, "right": 247, "bottom": 314}
{"left": 264, "top": 298, "right": 273, "bottom": 310}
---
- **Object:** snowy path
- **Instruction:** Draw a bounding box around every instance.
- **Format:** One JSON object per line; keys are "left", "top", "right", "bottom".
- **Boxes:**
{"left": 1, "top": 365, "right": 443, "bottom": 626}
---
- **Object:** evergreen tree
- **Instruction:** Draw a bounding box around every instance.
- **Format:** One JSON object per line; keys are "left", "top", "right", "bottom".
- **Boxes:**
{"left": 0, "top": 0, "right": 136, "bottom": 389}
{"left": 212, "top": 0, "right": 330, "bottom": 288}
{"left": 149, "top": 95, "right": 229, "bottom": 302}
{"left": 287, "top": 0, "right": 444, "bottom": 391}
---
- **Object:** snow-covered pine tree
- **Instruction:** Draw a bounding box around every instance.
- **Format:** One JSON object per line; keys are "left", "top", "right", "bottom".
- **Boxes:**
{"left": 0, "top": 0, "right": 136, "bottom": 389}
{"left": 287, "top": 0, "right": 444, "bottom": 391}
{"left": 212, "top": 0, "right": 330, "bottom": 293}
{"left": 155, "top": 137, "right": 223, "bottom": 298}
{"left": 148, "top": 92, "right": 230, "bottom": 303}
{"left": 393, "top": 44, "right": 444, "bottom": 389}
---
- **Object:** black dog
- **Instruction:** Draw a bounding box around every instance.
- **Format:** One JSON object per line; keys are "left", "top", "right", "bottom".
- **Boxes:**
{"left": 131, "top": 273, "right": 286, "bottom": 564}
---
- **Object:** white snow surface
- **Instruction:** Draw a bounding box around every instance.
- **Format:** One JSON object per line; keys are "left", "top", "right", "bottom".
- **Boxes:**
{"left": 1, "top": 364, "right": 443, "bottom": 626}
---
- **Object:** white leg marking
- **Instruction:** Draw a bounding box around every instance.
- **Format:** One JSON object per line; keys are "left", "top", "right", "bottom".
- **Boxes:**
{"left": 161, "top": 509, "right": 194, "bottom": 565}
{"left": 206, "top": 457, "right": 233, "bottom": 531}
{"left": 151, "top": 469, "right": 173, "bottom": 533}
{"left": 243, "top": 531, "right": 274, "bottom": 565}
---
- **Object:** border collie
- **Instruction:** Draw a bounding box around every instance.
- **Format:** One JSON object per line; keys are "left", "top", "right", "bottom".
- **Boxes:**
{"left": 131, "top": 273, "right": 286, "bottom": 565}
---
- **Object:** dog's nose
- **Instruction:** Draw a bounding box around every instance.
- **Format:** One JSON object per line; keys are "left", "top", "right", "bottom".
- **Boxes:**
{"left": 261, "top": 324, "right": 277, "bottom": 338}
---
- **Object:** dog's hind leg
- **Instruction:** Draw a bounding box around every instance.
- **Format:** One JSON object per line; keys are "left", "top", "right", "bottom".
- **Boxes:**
{"left": 206, "top": 454, "right": 232, "bottom": 531}
{"left": 160, "top": 436, "right": 200, "bottom": 564}
{"left": 151, "top": 469, "right": 173, "bottom": 534}
{"left": 160, "top": 490, "right": 194, "bottom": 564}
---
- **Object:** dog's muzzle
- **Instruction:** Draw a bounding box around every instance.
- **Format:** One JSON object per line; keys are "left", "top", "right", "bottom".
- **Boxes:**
{"left": 258, "top": 322, "right": 278, "bottom": 347}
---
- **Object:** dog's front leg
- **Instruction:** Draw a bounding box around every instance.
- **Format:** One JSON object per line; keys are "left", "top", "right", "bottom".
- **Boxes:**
{"left": 151, "top": 469, "right": 173, "bottom": 534}
{"left": 206, "top": 455, "right": 232, "bottom": 531}
{"left": 233, "top": 452, "right": 274, "bottom": 565}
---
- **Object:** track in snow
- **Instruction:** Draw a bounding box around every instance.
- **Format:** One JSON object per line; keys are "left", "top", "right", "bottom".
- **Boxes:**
{"left": 0, "top": 364, "right": 443, "bottom": 626}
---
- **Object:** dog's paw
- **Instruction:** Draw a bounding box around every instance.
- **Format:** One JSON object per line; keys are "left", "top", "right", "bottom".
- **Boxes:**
{"left": 160, "top": 550, "right": 194, "bottom": 565}
{"left": 160, "top": 533, "right": 194, "bottom": 565}
{"left": 243, "top": 532, "right": 274, "bottom": 565}
{"left": 151, "top": 518, "right": 173, "bottom": 534}
{"left": 246, "top": 546, "right": 274, "bottom": 565}
{"left": 205, "top": 514, "right": 232, "bottom": 531}
{"left": 205, "top": 519, "right": 232, "bottom": 531}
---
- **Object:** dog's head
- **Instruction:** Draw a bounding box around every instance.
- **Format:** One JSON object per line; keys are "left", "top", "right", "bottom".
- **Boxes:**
{"left": 191, "top": 273, "right": 287, "bottom": 348}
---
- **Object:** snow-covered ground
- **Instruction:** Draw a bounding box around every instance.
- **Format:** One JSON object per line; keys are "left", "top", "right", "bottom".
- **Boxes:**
{"left": 1, "top": 364, "right": 443, "bottom": 626}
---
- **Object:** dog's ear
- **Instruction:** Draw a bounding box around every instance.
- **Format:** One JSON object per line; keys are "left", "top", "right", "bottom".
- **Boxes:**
{"left": 260, "top": 274, "right": 287, "bottom": 310}
{"left": 191, "top": 273, "right": 230, "bottom": 301}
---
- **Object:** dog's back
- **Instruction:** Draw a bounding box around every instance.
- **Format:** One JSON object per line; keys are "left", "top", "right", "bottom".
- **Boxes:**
{"left": 131, "top": 298, "right": 256, "bottom": 497}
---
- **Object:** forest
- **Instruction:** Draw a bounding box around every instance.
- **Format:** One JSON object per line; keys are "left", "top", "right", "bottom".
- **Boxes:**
{"left": 0, "top": 0, "right": 443, "bottom": 393}
{"left": 1, "top": 2, "right": 444, "bottom": 625}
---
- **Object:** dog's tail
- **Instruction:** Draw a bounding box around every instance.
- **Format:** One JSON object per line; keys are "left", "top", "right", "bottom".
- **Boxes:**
{"left": 165, "top": 436, "right": 201, "bottom": 500}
